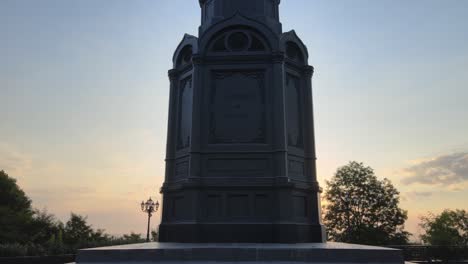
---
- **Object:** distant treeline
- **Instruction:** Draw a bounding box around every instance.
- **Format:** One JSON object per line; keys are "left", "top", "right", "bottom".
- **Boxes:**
{"left": 0, "top": 170, "right": 152, "bottom": 257}
{"left": 391, "top": 245, "right": 468, "bottom": 263}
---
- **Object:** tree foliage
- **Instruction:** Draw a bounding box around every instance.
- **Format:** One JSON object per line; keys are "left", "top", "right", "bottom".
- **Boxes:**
{"left": 420, "top": 209, "right": 468, "bottom": 246}
{"left": 122, "top": 233, "right": 145, "bottom": 243}
{"left": 0, "top": 170, "right": 32, "bottom": 212}
{"left": 64, "top": 213, "right": 95, "bottom": 246}
{"left": 0, "top": 169, "right": 147, "bottom": 256}
{"left": 323, "top": 161, "right": 410, "bottom": 245}
{"left": 28, "top": 209, "right": 63, "bottom": 245}
{"left": 0, "top": 170, "right": 34, "bottom": 243}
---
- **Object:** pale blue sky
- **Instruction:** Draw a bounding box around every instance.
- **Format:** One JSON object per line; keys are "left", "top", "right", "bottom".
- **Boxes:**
{"left": 1, "top": 0, "right": 467, "bottom": 239}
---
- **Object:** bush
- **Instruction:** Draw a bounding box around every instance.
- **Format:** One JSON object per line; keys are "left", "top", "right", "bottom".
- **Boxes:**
{"left": 0, "top": 243, "right": 48, "bottom": 257}
{"left": 0, "top": 243, "right": 28, "bottom": 257}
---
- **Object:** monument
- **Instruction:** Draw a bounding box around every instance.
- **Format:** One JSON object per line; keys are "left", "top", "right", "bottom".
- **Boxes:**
{"left": 159, "top": 0, "right": 325, "bottom": 243}
{"left": 75, "top": 1, "right": 406, "bottom": 263}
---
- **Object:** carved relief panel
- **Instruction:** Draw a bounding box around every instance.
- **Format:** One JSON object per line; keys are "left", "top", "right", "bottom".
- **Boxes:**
{"left": 208, "top": 71, "right": 266, "bottom": 144}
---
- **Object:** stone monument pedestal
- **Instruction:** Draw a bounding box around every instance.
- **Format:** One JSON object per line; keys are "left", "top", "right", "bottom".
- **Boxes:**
{"left": 74, "top": 2, "right": 409, "bottom": 264}
{"left": 75, "top": 242, "right": 405, "bottom": 263}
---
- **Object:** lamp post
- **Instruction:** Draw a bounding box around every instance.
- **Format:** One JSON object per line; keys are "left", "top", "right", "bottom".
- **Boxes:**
{"left": 140, "top": 197, "right": 159, "bottom": 242}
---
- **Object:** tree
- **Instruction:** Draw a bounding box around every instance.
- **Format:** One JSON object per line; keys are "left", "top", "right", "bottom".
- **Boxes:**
{"left": 420, "top": 209, "right": 468, "bottom": 246}
{"left": 323, "top": 161, "right": 410, "bottom": 245}
{"left": 63, "top": 213, "right": 113, "bottom": 248}
{"left": 0, "top": 170, "right": 119, "bottom": 255}
{"left": 63, "top": 213, "right": 94, "bottom": 246}
{"left": 121, "top": 232, "right": 145, "bottom": 243}
{"left": 0, "top": 170, "right": 34, "bottom": 243}
{"left": 28, "top": 209, "right": 63, "bottom": 245}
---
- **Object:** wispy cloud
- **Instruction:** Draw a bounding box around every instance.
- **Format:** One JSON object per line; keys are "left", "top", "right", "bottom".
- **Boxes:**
{"left": 401, "top": 152, "right": 468, "bottom": 186}
{"left": 403, "top": 191, "right": 433, "bottom": 201}
{"left": 407, "top": 191, "right": 433, "bottom": 197}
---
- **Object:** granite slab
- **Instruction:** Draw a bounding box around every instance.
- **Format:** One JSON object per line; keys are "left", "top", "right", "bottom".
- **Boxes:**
{"left": 76, "top": 242, "right": 405, "bottom": 263}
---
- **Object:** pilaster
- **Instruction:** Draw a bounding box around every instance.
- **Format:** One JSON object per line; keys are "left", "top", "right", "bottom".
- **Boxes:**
{"left": 164, "top": 69, "right": 179, "bottom": 183}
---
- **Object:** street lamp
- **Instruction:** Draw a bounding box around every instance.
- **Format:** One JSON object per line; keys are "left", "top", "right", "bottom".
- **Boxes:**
{"left": 140, "top": 197, "right": 159, "bottom": 242}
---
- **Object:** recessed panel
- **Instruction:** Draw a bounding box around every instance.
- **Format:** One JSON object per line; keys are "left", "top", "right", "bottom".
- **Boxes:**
{"left": 206, "top": 194, "right": 223, "bottom": 218}
{"left": 286, "top": 74, "right": 303, "bottom": 148}
{"left": 293, "top": 195, "right": 307, "bottom": 218}
{"left": 177, "top": 77, "right": 193, "bottom": 150}
{"left": 172, "top": 196, "right": 187, "bottom": 219}
{"left": 225, "top": 0, "right": 262, "bottom": 16}
{"left": 254, "top": 194, "right": 271, "bottom": 217}
{"left": 205, "top": 0, "right": 214, "bottom": 22}
{"left": 206, "top": 159, "right": 268, "bottom": 177}
{"left": 209, "top": 71, "right": 266, "bottom": 144}
{"left": 228, "top": 194, "right": 249, "bottom": 217}
{"left": 174, "top": 161, "right": 189, "bottom": 180}
{"left": 288, "top": 159, "right": 305, "bottom": 181}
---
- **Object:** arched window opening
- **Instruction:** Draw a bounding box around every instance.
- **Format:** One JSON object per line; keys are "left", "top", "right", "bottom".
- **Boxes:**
{"left": 285, "top": 41, "right": 304, "bottom": 63}
{"left": 208, "top": 28, "right": 269, "bottom": 54}
{"left": 176, "top": 45, "right": 193, "bottom": 67}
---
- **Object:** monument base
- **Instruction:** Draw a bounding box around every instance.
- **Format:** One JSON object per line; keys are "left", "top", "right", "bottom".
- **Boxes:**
{"left": 76, "top": 242, "right": 405, "bottom": 263}
{"left": 159, "top": 222, "right": 326, "bottom": 243}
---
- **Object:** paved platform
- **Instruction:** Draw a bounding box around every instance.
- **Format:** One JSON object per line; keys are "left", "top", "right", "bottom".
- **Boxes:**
{"left": 75, "top": 242, "right": 405, "bottom": 263}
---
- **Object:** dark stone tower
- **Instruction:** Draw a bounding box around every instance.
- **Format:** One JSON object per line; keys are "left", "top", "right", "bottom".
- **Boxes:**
{"left": 159, "top": 0, "right": 326, "bottom": 243}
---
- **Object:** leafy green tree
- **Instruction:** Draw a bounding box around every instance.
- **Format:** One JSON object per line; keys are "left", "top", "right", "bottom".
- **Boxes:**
{"left": 0, "top": 171, "right": 122, "bottom": 255}
{"left": 63, "top": 213, "right": 94, "bottom": 246}
{"left": 90, "top": 228, "right": 111, "bottom": 243}
{"left": 63, "top": 213, "right": 113, "bottom": 249}
{"left": 28, "top": 209, "right": 63, "bottom": 245}
{"left": 420, "top": 209, "right": 468, "bottom": 246}
{"left": 323, "top": 161, "right": 410, "bottom": 245}
{"left": 0, "top": 170, "right": 34, "bottom": 243}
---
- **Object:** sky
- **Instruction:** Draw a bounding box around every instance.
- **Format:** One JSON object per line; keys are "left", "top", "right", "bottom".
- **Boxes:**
{"left": 1, "top": 0, "right": 467, "bottom": 241}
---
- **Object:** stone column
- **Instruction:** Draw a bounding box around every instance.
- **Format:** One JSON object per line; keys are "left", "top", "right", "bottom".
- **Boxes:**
{"left": 271, "top": 51, "right": 288, "bottom": 183}
{"left": 161, "top": 69, "right": 179, "bottom": 223}
{"left": 164, "top": 69, "right": 179, "bottom": 184}
{"left": 302, "top": 65, "right": 317, "bottom": 183}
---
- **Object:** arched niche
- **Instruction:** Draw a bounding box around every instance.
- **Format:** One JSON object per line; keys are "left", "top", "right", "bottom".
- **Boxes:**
{"left": 280, "top": 30, "right": 309, "bottom": 65}
{"left": 285, "top": 41, "right": 304, "bottom": 64}
{"left": 207, "top": 26, "right": 271, "bottom": 54}
{"left": 199, "top": 13, "right": 279, "bottom": 54}
{"left": 176, "top": 45, "right": 193, "bottom": 68}
{"left": 172, "top": 34, "right": 198, "bottom": 69}
{"left": 279, "top": 32, "right": 309, "bottom": 151}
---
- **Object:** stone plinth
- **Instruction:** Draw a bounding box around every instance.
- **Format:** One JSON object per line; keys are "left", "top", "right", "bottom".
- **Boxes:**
{"left": 75, "top": 242, "right": 404, "bottom": 263}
